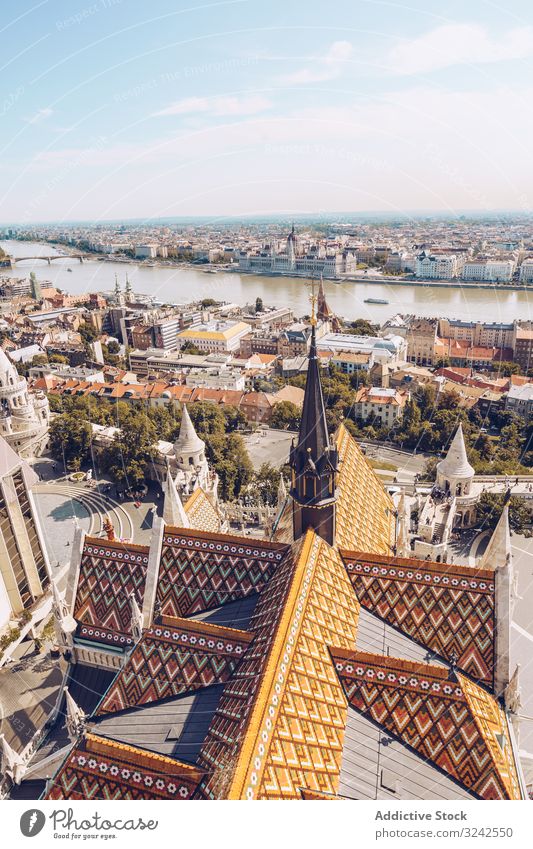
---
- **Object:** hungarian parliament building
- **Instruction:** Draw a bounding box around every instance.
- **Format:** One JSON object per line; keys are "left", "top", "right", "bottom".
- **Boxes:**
{"left": 238, "top": 226, "right": 357, "bottom": 278}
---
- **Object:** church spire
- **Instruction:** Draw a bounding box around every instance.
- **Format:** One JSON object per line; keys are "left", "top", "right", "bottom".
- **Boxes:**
{"left": 290, "top": 283, "right": 337, "bottom": 545}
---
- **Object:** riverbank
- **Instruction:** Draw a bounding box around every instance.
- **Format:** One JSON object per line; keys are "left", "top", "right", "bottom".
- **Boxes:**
{"left": 3, "top": 239, "right": 533, "bottom": 324}
{"left": 235, "top": 267, "right": 533, "bottom": 293}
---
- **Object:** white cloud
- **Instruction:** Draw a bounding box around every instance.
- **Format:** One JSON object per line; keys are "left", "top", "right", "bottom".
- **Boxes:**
{"left": 280, "top": 40, "right": 353, "bottom": 85}
{"left": 154, "top": 94, "right": 271, "bottom": 117}
{"left": 25, "top": 107, "right": 54, "bottom": 124}
{"left": 387, "top": 23, "right": 533, "bottom": 75}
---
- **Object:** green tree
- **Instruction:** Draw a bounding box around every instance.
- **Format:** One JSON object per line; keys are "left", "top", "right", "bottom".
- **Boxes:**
{"left": 251, "top": 463, "right": 284, "bottom": 506}
{"left": 106, "top": 413, "right": 157, "bottom": 488}
{"left": 49, "top": 412, "right": 92, "bottom": 470}
{"left": 255, "top": 296, "right": 264, "bottom": 313}
{"left": 496, "top": 361, "right": 522, "bottom": 376}
{"left": 271, "top": 401, "right": 301, "bottom": 430}
{"left": 476, "top": 492, "right": 531, "bottom": 536}
{"left": 342, "top": 318, "right": 375, "bottom": 336}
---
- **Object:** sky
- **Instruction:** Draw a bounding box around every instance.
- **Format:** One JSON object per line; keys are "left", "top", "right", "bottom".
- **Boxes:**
{"left": 2, "top": 0, "right": 533, "bottom": 222}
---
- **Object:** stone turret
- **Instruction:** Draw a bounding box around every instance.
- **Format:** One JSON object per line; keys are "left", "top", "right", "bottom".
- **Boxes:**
{"left": 436, "top": 423, "right": 474, "bottom": 497}
{"left": 0, "top": 348, "right": 49, "bottom": 458}
{"left": 173, "top": 405, "right": 218, "bottom": 502}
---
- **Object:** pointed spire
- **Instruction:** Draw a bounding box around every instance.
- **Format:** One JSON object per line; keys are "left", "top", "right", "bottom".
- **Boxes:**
{"left": 482, "top": 504, "right": 512, "bottom": 571}
{"left": 163, "top": 459, "right": 190, "bottom": 527}
{"left": 296, "top": 322, "right": 329, "bottom": 462}
{"left": 64, "top": 687, "right": 86, "bottom": 742}
{"left": 395, "top": 491, "right": 411, "bottom": 557}
{"left": 114, "top": 273, "right": 121, "bottom": 297}
{"left": 437, "top": 423, "right": 474, "bottom": 481}
{"left": 289, "top": 282, "right": 338, "bottom": 545}
{"left": 277, "top": 474, "right": 287, "bottom": 507}
{"left": 175, "top": 404, "right": 205, "bottom": 456}
{"left": 51, "top": 577, "right": 68, "bottom": 621}
{"left": 130, "top": 592, "right": 144, "bottom": 642}
{"left": 0, "top": 734, "right": 26, "bottom": 785}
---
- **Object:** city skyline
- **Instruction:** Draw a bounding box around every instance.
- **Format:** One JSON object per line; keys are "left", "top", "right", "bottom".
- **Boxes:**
{"left": 2, "top": 0, "right": 533, "bottom": 221}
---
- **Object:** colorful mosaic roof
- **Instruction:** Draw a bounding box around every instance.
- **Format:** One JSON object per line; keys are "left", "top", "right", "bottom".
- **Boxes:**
{"left": 341, "top": 551, "right": 496, "bottom": 688}
{"left": 46, "top": 733, "right": 204, "bottom": 800}
{"left": 184, "top": 488, "right": 221, "bottom": 533}
{"left": 335, "top": 424, "right": 395, "bottom": 554}
{"left": 330, "top": 649, "right": 521, "bottom": 800}
{"left": 198, "top": 530, "right": 360, "bottom": 800}
{"left": 73, "top": 537, "right": 150, "bottom": 643}
{"left": 156, "top": 526, "right": 289, "bottom": 618}
{"left": 96, "top": 616, "right": 254, "bottom": 715}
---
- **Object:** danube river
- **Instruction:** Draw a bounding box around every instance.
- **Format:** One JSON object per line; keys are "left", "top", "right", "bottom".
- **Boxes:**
{"left": 3, "top": 239, "right": 533, "bottom": 325}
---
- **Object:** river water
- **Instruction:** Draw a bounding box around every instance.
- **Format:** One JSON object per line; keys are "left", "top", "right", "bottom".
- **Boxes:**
{"left": 2, "top": 239, "right": 533, "bottom": 325}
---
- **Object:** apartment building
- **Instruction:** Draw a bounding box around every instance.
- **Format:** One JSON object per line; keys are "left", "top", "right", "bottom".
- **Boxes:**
{"left": 176, "top": 320, "right": 252, "bottom": 353}
{"left": 438, "top": 319, "right": 515, "bottom": 349}
{"left": 519, "top": 258, "right": 533, "bottom": 283}
{"left": 415, "top": 251, "right": 463, "bottom": 279}
{"left": 353, "top": 386, "right": 408, "bottom": 428}
{"left": 461, "top": 259, "right": 514, "bottom": 282}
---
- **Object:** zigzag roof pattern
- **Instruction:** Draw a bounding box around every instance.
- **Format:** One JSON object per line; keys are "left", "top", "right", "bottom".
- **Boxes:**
{"left": 330, "top": 648, "right": 520, "bottom": 800}
{"left": 41, "top": 428, "right": 524, "bottom": 802}
{"left": 198, "top": 530, "right": 360, "bottom": 800}
{"left": 96, "top": 615, "right": 254, "bottom": 715}
{"left": 46, "top": 733, "right": 204, "bottom": 801}
{"left": 340, "top": 551, "right": 496, "bottom": 688}
{"left": 156, "top": 526, "right": 289, "bottom": 618}
{"left": 334, "top": 424, "right": 395, "bottom": 554}
{"left": 73, "top": 537, "right": 150, "bottom": 643}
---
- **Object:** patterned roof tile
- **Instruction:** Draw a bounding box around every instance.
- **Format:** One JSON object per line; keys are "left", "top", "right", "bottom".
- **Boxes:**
{"left": 156, "top": 526, "right": 289, "bottom": 618}
{"left": 330, "top": 648, "right": 521, "bottom": 800}
{"left": 46, "top": 733, "right": 204, "bottom": 801}
{"left": 73, "top": 537, "right": 150, "bottom": 643}
{"left": 96, "top": 616, "right": 254, "bottom": 715}
{"left": 341, "top": 551, "right": 496, "bottom": 688}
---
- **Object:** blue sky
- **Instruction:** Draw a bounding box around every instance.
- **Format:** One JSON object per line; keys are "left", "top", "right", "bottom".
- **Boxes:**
{"left": 2, "top": 0, "right": 533, "bottom": 222}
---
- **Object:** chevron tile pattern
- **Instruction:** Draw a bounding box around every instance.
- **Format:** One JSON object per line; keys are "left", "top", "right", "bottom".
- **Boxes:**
{"left": 330, "top": 648, "right": 520, "bottom": 800}
{"left": 341, "top": 552, "right": 496, "bottom": 687}
{"left": 97, "top": 616, "right": 254, "bottom": 714}
{"left": 156, "top": 527, "right": 288, "bottom": 617}
{"left": 197, "top": 543, "right": 298, "bottom": 799}
{"left": 334, "top": 425, "right": 395, "bottom": 555}
{"left": 73, "top": 538, "right": 149, "bottom": 640}
{"left": 46, "top": 734, "right": 204, "bottom": 801}
{"left": 251, "top": 539, "right": 360, "bottom": 800}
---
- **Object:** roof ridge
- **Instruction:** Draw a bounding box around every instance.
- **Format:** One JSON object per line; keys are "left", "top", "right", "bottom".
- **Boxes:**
{"left": 158, "top": 614, "right": 254, "bottom": 642}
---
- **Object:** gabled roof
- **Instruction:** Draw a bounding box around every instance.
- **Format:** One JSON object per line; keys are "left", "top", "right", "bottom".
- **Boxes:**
{"left": 73, "top": 537, "right": 150, "bottom": 647}
{"left": 96, "top": 616, "right": 254, "bottom": 715}
{"left": 330, "top": 649, "right": 521, "bottom": 800}
{"left": 183, "top": 488, "right": 221, "bottom": 533}
{"left": 340, "top": 551, "right": 496, "bottom": 688}
{"left": 46, "top": 733, "right": 204, "bottom": 801}
{"left": 334, "top": 424, "right": 395, "bottom": 553}
{"left": 156, "top": 526, "right": 289, "bottom": 619}
{"left": 198, "top": 530, "right": 360, "bottom": 800}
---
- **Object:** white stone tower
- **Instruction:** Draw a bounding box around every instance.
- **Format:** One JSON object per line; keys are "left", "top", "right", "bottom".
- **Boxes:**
{"left": 173, "top": 405, "right": 218, "bottom": 503}
{"left": 436, "top": 423, "right": 474, "bottom": 497}
{"left": 0, "top": 349, "right": 49, "bottom": 458}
